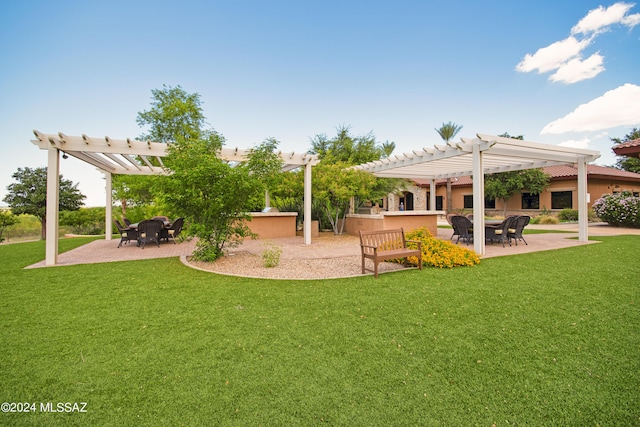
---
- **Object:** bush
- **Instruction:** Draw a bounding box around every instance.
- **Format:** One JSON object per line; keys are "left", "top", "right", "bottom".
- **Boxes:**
{"left": 60, "top": 207, "right": 106, "bottom": 235}
{"left": 592, "top": 192, "right": 640, "bottom": 228}
{"left": 262, "top": 242, "right": 282, "bottom": 268}
{"left": 530, "top": 215, "right": 558, "bottom": 225}
{"left": 394, "top": 227, "right": 480, "bottom": 269}
{"left": 557, "top": 208, "right": 578, "bottom": 221}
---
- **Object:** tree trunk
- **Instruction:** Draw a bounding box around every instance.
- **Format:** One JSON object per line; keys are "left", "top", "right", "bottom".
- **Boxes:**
{"left": 41, "top": 217, "right": 46, "bottom": 240}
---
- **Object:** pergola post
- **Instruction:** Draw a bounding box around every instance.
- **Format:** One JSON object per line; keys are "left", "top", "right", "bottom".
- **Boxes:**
{"left": 472, "top": 142, "right": 486, "bottom": 255}
{"left": 105, "top": 172, "right": 112, "bottom": 240}
{"left": 45, "top": 147, "right": 60, "bottom": 266}
{"left": 429, "top": 179, "right": 436, "bottom": 210}
{"left": 577, "top": 157, "right": 588, "bottom": 242}
{"left": 303, "top": 162, "right": 312, "bottom": 245}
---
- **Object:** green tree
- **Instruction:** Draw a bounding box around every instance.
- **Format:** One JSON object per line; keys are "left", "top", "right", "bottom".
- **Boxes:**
{"left": 612, "top": 127, "right": 640, "bottom": 173}
{"left": 163, "top": 132, "right": 265, "bottom": 261}
{"left": 3, "top": 167, "right": 85, "bottom": 239}
{"left": 0, "top": 209, "right": 19, "bottom": 242}
{"left": 113, "top": 84, "right": 210, "bottom": 213}
{"left": 59, "top": 207, "right": 106, "bottom": 235}
{"left": 381, "top": 140, "right": 396, "bottom": 157}
{"left": 435, "top": 121, "right": 464, "bottom": 212}
{"left": 435, "top": 121, "right": 464, "bottom": 143}
{"left": 307, "top": 126, "right": 402, "bottom": 234}
{"left": 484, "top": 133, "right": 550, "bottom": 216}
{"left": 136, "top": 84, "right": 207, "bottom": 143}
{"left": 245, "top": 137, "right": 285, "bottom": 210}
{"left": 309, "top": 125, "right": 386, "bottom": 164}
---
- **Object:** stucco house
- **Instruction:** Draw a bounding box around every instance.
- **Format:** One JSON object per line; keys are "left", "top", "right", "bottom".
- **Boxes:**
{"left": 375, "top": 164, "right": 640, "bottom": 216}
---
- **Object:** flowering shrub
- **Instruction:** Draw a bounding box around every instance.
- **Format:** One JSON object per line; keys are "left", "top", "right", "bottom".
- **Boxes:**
{"left": 592, "top": 192, "right": 640, "bottom": 228}
{"left": 392, "top": 227, "right": 480, "bottom": 269}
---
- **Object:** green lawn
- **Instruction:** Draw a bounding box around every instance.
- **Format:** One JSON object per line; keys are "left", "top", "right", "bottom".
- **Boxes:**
{"left": 1, "top": 236, "right": 639, "bottom": 425}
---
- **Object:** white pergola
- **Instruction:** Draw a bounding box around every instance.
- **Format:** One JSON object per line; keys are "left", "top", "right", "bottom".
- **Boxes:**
{"left": 353, "top": 133, "right": 601, "bottom": 255}
{"left": 31, "top": 131, "right": 320, "bottom": 266}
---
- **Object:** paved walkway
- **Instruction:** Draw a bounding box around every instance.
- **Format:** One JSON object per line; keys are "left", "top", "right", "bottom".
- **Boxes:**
{"left": 25, "top": 222, "right": 640, "bottom": 269}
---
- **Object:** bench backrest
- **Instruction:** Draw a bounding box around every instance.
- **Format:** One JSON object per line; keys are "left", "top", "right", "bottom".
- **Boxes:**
{"left": 359, "top": 228, "right": 407, "bottom": 254}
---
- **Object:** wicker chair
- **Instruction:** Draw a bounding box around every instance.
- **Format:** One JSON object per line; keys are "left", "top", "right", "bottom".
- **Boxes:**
{"left": 508, "top": 215, "right": 530, "bottom": 246}
{"left": 446, "top": 213, "right": 459, "bottom": 240}
{"left": 137, "top": 219, "right": 164, "bottom": 249}
{"left": 162, "top": 217, "right": 185, "bottom": 244}
{"left": 450, "top": 215, "right": 473, "bottom": 245}
{"left": 114, "top": 219, "right": 137, "bottom": 248}
{"left": 486, "top": 216, "right": 517, "bottom": 247}
{"left": 121, "top": 216, "right": 132, "bottom": 226}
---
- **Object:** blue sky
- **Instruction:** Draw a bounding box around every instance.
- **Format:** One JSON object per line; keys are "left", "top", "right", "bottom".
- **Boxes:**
{"left": 1, "top": 0, "right": 639, "bottom": 206}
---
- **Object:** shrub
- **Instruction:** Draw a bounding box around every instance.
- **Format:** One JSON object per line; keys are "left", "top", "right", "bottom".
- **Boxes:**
{"left": 592, "top": 192, "right": 640, "bottom": 228}
{"left": 531, "top": 215, "right": 558, "bottom": 225}
{"left": 60, "top": 207, "right": 106, "bottom": 235}
{"left": 262, "top": 242, "right": 282, "bottom": 267}
{"left": 557, "top": 208, "right": 578, "bottom": 221}
{"left": 394, "top": 227, "right": 480, "bottom": 269}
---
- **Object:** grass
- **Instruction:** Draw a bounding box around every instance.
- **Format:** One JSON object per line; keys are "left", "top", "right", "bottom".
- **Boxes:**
{"left": 1, "top": 236, "right": 639, "bottom": 425}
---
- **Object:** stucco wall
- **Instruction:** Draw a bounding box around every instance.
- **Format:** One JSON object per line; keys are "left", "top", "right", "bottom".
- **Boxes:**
{"left": 245, "top": 212, "right": 298, "bottom": 239}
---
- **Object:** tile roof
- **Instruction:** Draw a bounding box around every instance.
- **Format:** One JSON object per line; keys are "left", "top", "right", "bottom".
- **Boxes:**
{"left": 412, "top": 163, "right": 640, "bottom": 187}
{"left": 613, "top": 138, "right": 640, "bottom": 158}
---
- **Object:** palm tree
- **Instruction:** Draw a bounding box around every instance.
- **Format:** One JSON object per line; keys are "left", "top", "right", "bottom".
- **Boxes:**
{"left": 435, "top": 122, "right": 463, "bottom": 212}
{"left": 435, "top": 121, "right": 463, "bottom": 144}
{"left": 381, "top": 140, "right": 396, "bottom": 158}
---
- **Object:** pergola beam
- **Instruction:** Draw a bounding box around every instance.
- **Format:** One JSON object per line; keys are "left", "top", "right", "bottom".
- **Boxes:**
{"left": 353, "top": 133, "right": 601, "bottom": 255}
{"left": 32, "top": 131, "right": 320, "bottom": 265}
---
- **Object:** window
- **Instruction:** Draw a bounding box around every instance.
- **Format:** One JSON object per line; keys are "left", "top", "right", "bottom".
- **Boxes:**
{"left": 426, "top": 194, "right": 444, "bottom": 210}
{"left": 552, "top": 191, "right": 572, "bottom": 209}
{"left": 485, "top": 198, "right": 496, "bottom": 209}
{"left": 521, "top": 193, "right": 539, "bottom": 209}
{"left": 463, "top": 195, "right": 473, "bottom": 209}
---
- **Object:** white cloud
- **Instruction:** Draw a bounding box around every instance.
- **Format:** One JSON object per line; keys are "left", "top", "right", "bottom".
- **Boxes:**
{"left": 515, "top": 36, "right": 591, "bottom": 73}
{"left": 517, "top": 2, "right": 639, "bottom": 83}
{"left": 559, "top": 138, "right": 591, "bottom": 149}
{"left": 549, "top": 52, "right": 605, "bottom": 83}
{"left": 541, "top": 84, "right": 640, "bottom": 134}
{"left": 571, "top": 2, "right": 638, "bottom": 35}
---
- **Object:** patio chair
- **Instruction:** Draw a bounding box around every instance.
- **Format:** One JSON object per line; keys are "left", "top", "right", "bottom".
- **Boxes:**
{"left": 163, "top": 217, "right": 185, "bottom": 244}
{"left": 450, "top": 215, "right": 473, "bottom": 245}
{"left": 121, "top": 216, "right": 132, "bottom": 226}
{"left": 446, "top": 213, "right": 459, "bottom": 240}
{"left": 486, "top": 216, "right": 516, "bottom": 248}
{"left": 115, "top": 219, "right": 138, "bottom": 248}
{"left": 508, "top": 215, "right": 530, "bottom": 246}
{"left": 137, "top": 219, "right": 164, "bottom": 249}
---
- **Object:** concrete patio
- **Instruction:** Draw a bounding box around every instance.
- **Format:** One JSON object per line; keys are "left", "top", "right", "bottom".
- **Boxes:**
{"left": 25, "top": 222, "right": 639, "bottom": 270}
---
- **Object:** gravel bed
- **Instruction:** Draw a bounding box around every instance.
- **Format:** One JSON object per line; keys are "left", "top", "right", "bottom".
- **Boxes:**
{"left": 186, "top": 252, "right": 408, "bottom": 280}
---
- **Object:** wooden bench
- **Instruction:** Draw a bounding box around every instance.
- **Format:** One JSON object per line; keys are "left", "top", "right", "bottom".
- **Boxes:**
{"left": 359, "top": 228, "right": 422, "bottom": 278}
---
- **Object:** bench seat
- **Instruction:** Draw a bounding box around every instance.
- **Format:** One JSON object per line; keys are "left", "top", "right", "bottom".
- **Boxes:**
{"left": 359, "top": 228, "right": 422, "bottom": 278}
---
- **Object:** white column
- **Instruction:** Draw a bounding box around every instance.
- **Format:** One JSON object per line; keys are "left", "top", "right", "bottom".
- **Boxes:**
{"left": 303, "top": 162, "right": 312, "bottom": 245}
{"left": 45, "top": 147, "right": 60, "bottom": 266}
{"left": 472, "top": 143, "right": 485, "bottom": 255}
{"left": 577, "top": 158, "right": 588, "bottom": 242}
{"left": 105, "top": 172, "right": 112, "bottom": 240}
{"left": 429, "top": 179, "right": 436, "bottom": 210}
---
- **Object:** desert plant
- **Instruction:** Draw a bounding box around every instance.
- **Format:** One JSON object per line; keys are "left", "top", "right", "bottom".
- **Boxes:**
{"left": 531, "top": 215, "right": 559, "bottom": 225}
{"left": 262, "top": 242, "right": 282, "bottom": 267}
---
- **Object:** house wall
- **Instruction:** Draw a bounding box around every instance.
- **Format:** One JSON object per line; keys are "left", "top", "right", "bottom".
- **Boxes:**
{"left": 433, "top": 176, "right": 640, "bottom": 216}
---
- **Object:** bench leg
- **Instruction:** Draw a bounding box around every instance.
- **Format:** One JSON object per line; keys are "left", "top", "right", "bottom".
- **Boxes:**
{"left": 374, "top": 261, "right": 379, "bottom": 278}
